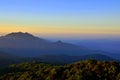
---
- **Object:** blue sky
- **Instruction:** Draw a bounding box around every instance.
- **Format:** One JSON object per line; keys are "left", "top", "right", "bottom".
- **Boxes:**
{"left": 0, "top": 0, "right": 118, "bottom": 15}
{"left": 0, "top": 0, "right": 120, "bottom": 39}
{"left": 0, "top": 0, "right": 119, "bottom": 14}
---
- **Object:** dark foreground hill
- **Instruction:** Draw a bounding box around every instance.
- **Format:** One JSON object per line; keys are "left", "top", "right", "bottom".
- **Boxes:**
{"left": 0, "top": 60, "right": 120, "bottom": 80}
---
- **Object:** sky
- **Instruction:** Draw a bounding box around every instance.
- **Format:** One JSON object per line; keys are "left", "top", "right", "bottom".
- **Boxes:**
{"left": 0, "top": 0, "right": 120, "bottom": 39}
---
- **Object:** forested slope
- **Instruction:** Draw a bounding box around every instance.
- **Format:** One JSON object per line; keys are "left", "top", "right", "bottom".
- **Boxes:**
{"left": 0, "top": 60, "right": 120, "bottom": 80}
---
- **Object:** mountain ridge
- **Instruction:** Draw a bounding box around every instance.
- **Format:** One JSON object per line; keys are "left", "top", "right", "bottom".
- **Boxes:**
{"left": 0, "top": 32, "right": 117, "bottom": 61}
{"left": 0, "top": 32, "right": 90, "bottom": 57}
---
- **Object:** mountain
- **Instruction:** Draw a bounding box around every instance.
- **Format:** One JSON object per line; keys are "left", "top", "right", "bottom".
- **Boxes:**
{"left": 38, "top": 54, "right": 115, "bottom": 64}
{"left": 0, "top": 32, "right": 116, "bottom": 62}
{"left": 0, "top": 32, "right": 117, "bottom": 65}
{"left": 77, "top": 39, "right": 120, "bottom": 54}
{"left": 0, "top": 32, "right": 49, "bottom": 48}
{"left": 76, "top": 39, "right": 120, "bottom": 60}
{"left": 0, "top": 32, "right": 94, "bottom": 57}
{"left": 0, "top": 51, "right": 18, "bottom": 66}
{"left": 0, "top": 51, "right": 15, "bottom": 59}
{"left": 79, "top": 54, "right": 115, "bottom": 61}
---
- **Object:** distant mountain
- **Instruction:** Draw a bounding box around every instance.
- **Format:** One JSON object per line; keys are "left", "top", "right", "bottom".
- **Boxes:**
{"left": 0, "top": 32, "right": 49, "bottom": 48}
{"left": 0, "top": 51, "right": 15, "bottom": 59}
{"left": 0, "top": 32, "right": 94, "bottom": 57}
{"left": 38, "top": 54, "right": 115, "bottom": 64}
{"left": 0, "top": 32, "right": 116, "bottom": 61}
{"left": 79, "top": 54, "right": 115, "bottom": 61}
{"left": 77, "top": 39, "right": 120, "bottom": 53}
{"left": 76, "top": 39, "right": 120, "bottom": 60}
{"left": 0, "top": 51, "right": 114, "bottom": 65}
{"left": 0, "top": 32, "right": 118, "bottom": 67}
{"left": 0, "top": 51, "right": 18, "bottom": 66}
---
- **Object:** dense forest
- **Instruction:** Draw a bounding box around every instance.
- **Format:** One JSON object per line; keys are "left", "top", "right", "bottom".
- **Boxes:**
{"left": 0, "top": 60, "right": 120, "bottom": 80}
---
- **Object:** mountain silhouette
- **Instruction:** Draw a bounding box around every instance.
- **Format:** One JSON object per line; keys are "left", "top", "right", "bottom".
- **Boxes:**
{"left": 0, "top": 32, "right": 112, "bottom": 58}
{"left": 38, "top": 54, "right": 115, "bottom": 64}
{"left": 0, "top": 51, "right": 19, "bottom": 66}
{"left": 0, "top": 32, "right": 118, "bottom": 65}
{"left": 0, "top": 32, "right": 49, "bottom": 48}
{"left": 0, "top": 51, "right": 15, "bottom": 59}
{"left": 5, "top": 32, "right": 35, "bottom": 38}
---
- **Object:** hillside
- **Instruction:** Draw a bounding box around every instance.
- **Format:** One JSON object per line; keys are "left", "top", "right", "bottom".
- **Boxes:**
{"left": 0, "top": 51, "right": 18, "bottom": 66}
{"left": 0, "top": 51, "right": 15, "bottom": 59}
{"left": 0, "top": 32, "right": 118, "bottom": 67}
{"left": 0, "top": 60, "right": 120, "bottom": 80}
{"left": 0, "top": 32, "right": 113, "bottom": 57}
{"left": 38, "top": 54, "right": 115, "bottom": 64}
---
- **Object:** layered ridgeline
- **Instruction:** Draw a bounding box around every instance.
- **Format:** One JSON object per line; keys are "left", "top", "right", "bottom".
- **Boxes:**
{"left": 0, "top": 32, "right": 89, "bottom": 57}
{"left": 77, "top": 39, "right": 120, "bottom": 60}
{"left": 0, "top": 51, "right": 19, "bottom": 66}
{"left": 0, "top": 32, "right": 117, "bottom": 65}
{"left": 0, "top": 60, "right": 120, "bottom": 80}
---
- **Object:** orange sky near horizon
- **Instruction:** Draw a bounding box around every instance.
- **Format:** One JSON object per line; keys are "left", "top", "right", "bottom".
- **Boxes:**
{"left": 0, "top": 24, "right": 119, "bottom": 40}
{"left": 0, "top": 24, "right": 120, "bottom": 35}
{"left": 0, "top": 0, "right": 120, "bottom": 39}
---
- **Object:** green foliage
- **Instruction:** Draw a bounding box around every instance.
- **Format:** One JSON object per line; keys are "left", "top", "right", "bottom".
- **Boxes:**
{"left": 0, "top": 60, "right": 120, "bottom": 80}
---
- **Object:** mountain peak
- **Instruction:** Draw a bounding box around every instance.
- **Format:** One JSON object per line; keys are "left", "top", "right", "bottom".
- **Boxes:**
{"left": 57, "top": 40, "right": 63, "bottom": 43}
{"left": 5, "top": 32, "right": 35, "bottom": 38}
{"left": 54, "top": 40, "right": 65, "bottom": 44}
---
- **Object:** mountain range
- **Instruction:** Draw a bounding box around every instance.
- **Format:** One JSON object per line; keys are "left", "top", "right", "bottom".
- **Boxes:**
{"left": 0, "top": 32, "right": 101, "bottom": 57}
{"left": 0, "top": 32, "right": 118, "bottom": 65}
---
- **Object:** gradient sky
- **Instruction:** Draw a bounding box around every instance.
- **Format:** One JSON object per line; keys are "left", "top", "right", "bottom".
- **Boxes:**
{"left": 0, "top": 0, "right": 120, "bottom": 39}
